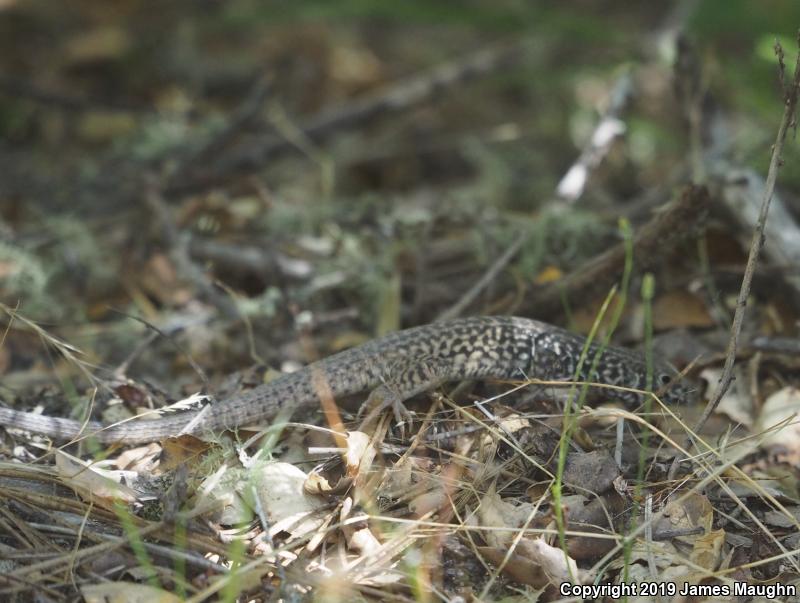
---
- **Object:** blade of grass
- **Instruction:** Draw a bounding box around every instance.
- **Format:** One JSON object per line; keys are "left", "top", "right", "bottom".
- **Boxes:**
{"left": 551, "top": 218, "right": 635, "bottom": 581}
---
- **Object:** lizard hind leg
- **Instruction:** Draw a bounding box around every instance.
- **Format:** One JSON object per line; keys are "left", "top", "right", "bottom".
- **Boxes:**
{"left": 358, "top": 355, "right": 452, "bottom": 432}
{"left": 359, "top": 383, "right": 415, "bottom": 430}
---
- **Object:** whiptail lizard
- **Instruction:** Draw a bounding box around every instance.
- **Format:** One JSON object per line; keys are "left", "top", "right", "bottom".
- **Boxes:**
{"left": 0, "top": 316, "right": 692, "bottom": 444}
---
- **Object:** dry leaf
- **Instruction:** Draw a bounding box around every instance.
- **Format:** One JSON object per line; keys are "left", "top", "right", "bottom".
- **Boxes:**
{"left": 55, "top": 450, "right": 138, "bottom": 509}
{"left": 494, "top": 413, "right": 531, "bottom": 434}
{"left": 702, "top": 368, "right": 753, "bottom": 427}
{"left": 518, "top": 537, "right": 582, "bottom": 586}
{"left": 660, "top": 492, "right": 714, "bottom": 545}
{"left": 304, "top": 471, "right": 335, "bottom": 494}
{"left": 304, "top": 430, "right": 374, "bottom": 494}
{"left": 139, "top": 253, "right": 192, "bottom": 305}
{"left": 652, "top": 291, "right": 714, "bottom": 329}
{"left": 408, "top": 489, "right": 448, "bottom": 516}
{"left": 159, "top": 434, "right": 210, "bottom": 471}
{"left": 248, "top": 461, "right": 328, "bottom": 540}
{"left": 754, "top": 387, "right": 800, "bottom": 452}
{"left": 343, "top": 431, "right": 374, "bottom": 477}
{"left": 475, "top": 489, "right": 537, "bottom": 548}
{"left": 478, "top": 545, "right": 549, "bottom": 589}
{"left": 689, "top": 528, "right": 725, "bottom": 570}
{"left": 762, "top": 507, "right": 800, "bottom": 529}
{"left": 115, "top": 443, "right": 162, "bottom": 472}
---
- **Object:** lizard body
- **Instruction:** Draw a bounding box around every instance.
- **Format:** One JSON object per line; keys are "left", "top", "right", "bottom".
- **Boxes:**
{"left": 0, "top": 316, "right": 690, "bottom": 444}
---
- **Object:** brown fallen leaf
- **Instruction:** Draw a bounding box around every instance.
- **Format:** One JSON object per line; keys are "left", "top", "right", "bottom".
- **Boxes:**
{"left": 518, "top": 537, "right": 584, "bottom": 586}
{"left": 475, "top": 488, "right": 537, "bottom": 548}
{"left": 115, "top": 443, "right": 162, "bottom": 473}
{"left": 652, "top": 290, "right": 715, "bottom": 330}
{"left": 658, "top": 491, "right": 714, "bottom": 546}
{"left": 689, "top": 528, "right": 725, "bottom": 571}
{"left": 477, "top": 545, "right": 549, "bottom": 588}
{"left": 159, "top": 434, "right": 211, "bottom": 471}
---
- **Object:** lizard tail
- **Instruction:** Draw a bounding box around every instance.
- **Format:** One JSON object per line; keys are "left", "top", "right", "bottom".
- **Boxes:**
{"left": 0, "top": 406, "right": 198, "bottom": 444}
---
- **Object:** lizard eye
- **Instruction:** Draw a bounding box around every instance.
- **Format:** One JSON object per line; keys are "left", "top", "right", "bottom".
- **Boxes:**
{"left": 657, "top": 373, "right": 673, "bottom": 386}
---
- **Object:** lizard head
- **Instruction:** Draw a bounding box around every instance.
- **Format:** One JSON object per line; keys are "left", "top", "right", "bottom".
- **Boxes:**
{"left": 649, "top": 363, "right": 700, "bottom": 407}
{"left": 595, "top": 355, "right": 700, "bottom": 408}
{"left": 528, "top": 328, "right": 699, "bottom": 408}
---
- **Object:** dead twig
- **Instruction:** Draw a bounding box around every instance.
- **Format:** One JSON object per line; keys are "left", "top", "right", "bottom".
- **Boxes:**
{"left": 555, "top": 71, "right": 634, "bottom": 203}
{"left": 188, "top": 238, "right": 312, "bottom": 282}
{"left": 692, "top": 35, "right": 800, "bottom": 434}
{"left": 436, "top": 231, "right": 525, "bottom": 322}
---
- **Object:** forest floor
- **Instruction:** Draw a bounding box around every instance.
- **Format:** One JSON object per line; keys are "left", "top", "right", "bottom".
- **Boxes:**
{"left": 1, "top": 1, "right": 800, "bottom": 601}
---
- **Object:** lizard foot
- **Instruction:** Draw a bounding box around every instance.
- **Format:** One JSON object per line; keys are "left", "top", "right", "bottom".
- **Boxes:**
{"left": 359, "top": 384, "right": 415, "bottom": 435}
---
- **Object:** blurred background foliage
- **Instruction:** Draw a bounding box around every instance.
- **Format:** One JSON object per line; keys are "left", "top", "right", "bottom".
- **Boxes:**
{"left": 0, "top": 0, "right": 797, "bottom": 362}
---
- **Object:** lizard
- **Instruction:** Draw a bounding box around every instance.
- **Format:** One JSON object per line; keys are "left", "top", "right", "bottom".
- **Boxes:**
{"left": 0, "top": 316, "right": 693, "bottom": 444}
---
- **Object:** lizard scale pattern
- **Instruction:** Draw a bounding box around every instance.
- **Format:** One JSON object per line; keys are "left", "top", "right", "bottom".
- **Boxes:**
{"left": 0, "top": 316, "right": 691, "bottom": 443}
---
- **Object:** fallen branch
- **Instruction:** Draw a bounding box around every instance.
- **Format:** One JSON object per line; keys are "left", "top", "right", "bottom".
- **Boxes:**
{"left": 520, "top": 184, "right": 711, "bottom": 319}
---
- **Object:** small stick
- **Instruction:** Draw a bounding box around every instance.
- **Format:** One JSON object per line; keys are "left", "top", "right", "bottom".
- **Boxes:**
{"left": 693, "top": 35, "right": 800, "bottom": 434}
{"left": 555, "top": 72, "right": 633, "bottom": 202}
{"left": 436, "top": 231, "right": 525, "bottom": 322}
